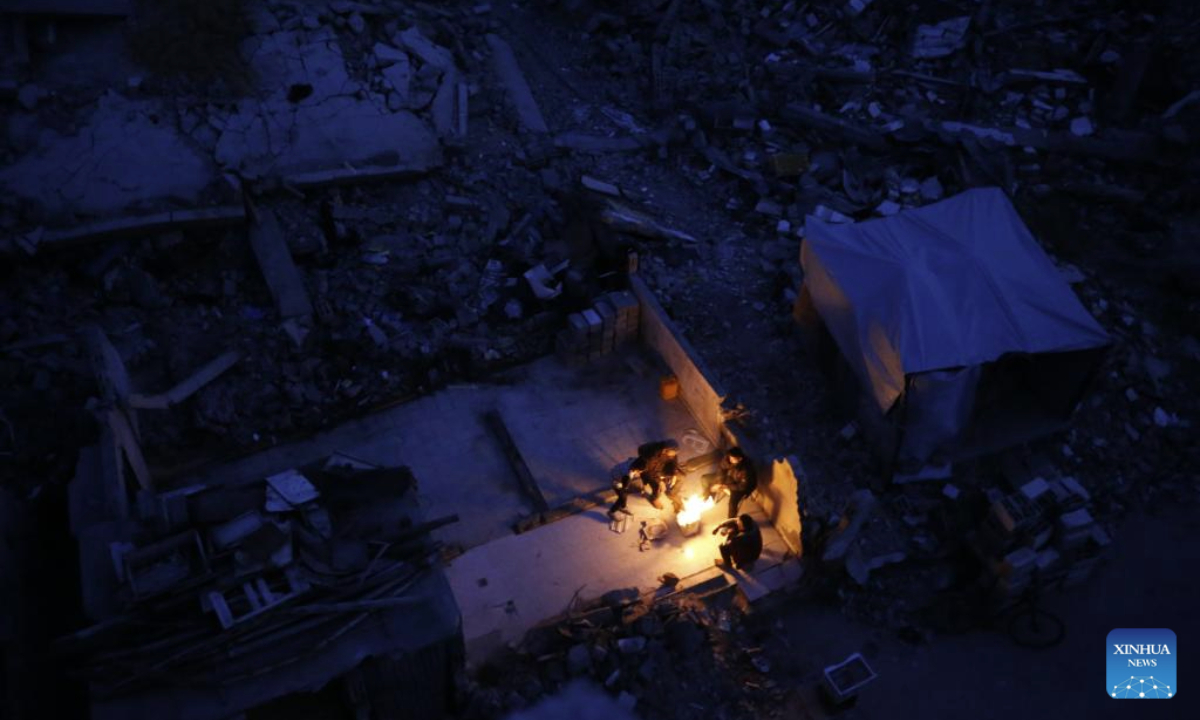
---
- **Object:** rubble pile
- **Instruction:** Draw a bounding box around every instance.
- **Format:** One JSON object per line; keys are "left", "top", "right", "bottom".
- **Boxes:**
{"left": 0, "top": 0, "right": 1196, "bottom": 671}
{"left": 518, "top": 0, "right": 1200, "bottom": 606}
{"left": 455, "top": 583, "right": 807, "bottom": 720}
{"left": 61, "top": 454, "right": 459, "bottom": 704}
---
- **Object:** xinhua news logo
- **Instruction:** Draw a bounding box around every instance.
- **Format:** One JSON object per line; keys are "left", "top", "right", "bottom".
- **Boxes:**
{"left": 1107, "top": 628, "right": 1176, "bottom": 699}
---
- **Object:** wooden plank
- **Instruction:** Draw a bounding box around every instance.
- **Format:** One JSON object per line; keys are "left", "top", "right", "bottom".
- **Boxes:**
{"left": 108, "top": 407, "right": 152, "bottom": 491}
{"left": 486, "top": 34, "right": 549, "bottom": 133}
{"left": 483, "top": 409, "right": 550, "bottom": 513}
{"left": 129, "top": 350, "right": 240, "bottom": 410}
{"left": 247, "top": 208, "right": 312, "bottom": 321}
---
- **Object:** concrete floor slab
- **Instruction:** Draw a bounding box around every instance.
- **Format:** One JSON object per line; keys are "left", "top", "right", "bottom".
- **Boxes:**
{"left": 183, "top": 352, "right": 704, "bottom": 552}
{"left": 0, "top": 93, "right": 215, "bottom": 215}
{"left": 494, "top": 353, "right": 702, "bottom": 505}
{"left": 446, "top": 489, "right": 795, "bottom": 664}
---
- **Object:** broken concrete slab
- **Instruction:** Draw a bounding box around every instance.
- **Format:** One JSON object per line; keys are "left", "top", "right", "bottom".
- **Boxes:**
{"left": 381, "top": 53, "right": 412, "bottom": 103}
{"left": 217, "top": 96, "right": 441, "bottom": 178}
{"left": 215, "top": 28, "right": 441, "bottom": 178}
{"left": 486, "top": 34, "right": 549, "bottom": 133}
{"left": 0, "top": 93, "right": 214, "bottom": 216}
{"left": 373, "top": 42, "right": 408, "bottom": 67}
{"left": 394, "top": 26, "right": 455, "bottom": 74}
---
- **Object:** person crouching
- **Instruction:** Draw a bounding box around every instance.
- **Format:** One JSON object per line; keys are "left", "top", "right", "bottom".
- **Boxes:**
{"left": 712, "top": 514, "right": 762, "bottom": 571}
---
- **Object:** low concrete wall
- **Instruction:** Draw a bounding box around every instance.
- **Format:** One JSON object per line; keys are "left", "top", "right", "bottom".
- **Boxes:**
{"left": 631, "top": 275, "right": 803, "bottom": 556}
{"left": 630, "top": 275, "right": 727, "bottom": 443}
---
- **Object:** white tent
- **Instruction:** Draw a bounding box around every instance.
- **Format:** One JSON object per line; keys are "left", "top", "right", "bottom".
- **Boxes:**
{"left": 801, "top": 188, "right": 1110, "bottom": 467}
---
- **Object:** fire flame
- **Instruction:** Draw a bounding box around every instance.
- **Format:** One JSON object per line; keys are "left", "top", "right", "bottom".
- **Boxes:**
{"left": 677, "top": 493, "right": 715, "bottom": 526}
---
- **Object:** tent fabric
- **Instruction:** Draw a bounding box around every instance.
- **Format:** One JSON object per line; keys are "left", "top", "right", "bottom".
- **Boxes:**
{"left": 801, "top": 187, "right": 1110, "bottom": 414}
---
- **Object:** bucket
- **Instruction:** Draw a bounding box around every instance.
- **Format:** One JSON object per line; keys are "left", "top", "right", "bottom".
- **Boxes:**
{"left": 659, "top": 374, "right": 679, "bottom": 401}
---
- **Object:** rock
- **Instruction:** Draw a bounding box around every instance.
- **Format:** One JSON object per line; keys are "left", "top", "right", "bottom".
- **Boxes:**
{"left": 566, "top": 644, "right": 592, "bottom": 676}
{"left": 755, "top": 199, "right": 783, "bottom": 216}
{"left": 919, "top": 176, "right": 943, "bottom": 201}
{"left": 876, "top": 199, "right": 901, "bottom": 216}
{"left": 126, "top": 267, "right": 169, "bottom": 309}
{"left": 912, "top": 16, "right": 971, "bottom": 59}
{"left": 616, "top": 636, "right": 646, "bottom": 654}
{"left": 374, "top": 43, "right": 409, "bottom": 67}
{"left": 1153, "top": 407, "right": 1175, "bottom": 427}
{"left": 600, "top": 587, "right": 639, "bottom": 607}
{"left": 302, "top": 14, "right": 321, "bottom": 30}
{"left": 616, "top": 692, "right": 637, "bottom": 712}
{"left": 504, "top": 299, "right": 522, "bottom": 319}
{"left": 1069, "top": 116, "right": 1094, "bottom": 137}
{"left": 17, "top": 84, "right": 39, "bottom": 111}
{"left": 363, "top": 318, "right": 388, "bottom": 348}
{"left": 382, "top": 55, "right": 412, "bottom": 103}
{"left": 347, "top": 12, "right": 366, "bottom": 34}
{"left": 822, "top": 489, "right": 876, "bottom": 563}
{"left": 387, "top": 92, "right": 404, "bottom": 112}
{"left": 604, "top": 669, "right": 620, "bottom": 688}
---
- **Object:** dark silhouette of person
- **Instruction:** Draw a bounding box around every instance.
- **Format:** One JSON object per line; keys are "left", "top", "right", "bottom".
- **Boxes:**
{"left": 608, "top": 473, "right": 634, "bottom": 521}
{"left": 631, "top": 439, "right": 682, "bottom": 511}
{"left": 704, "top": 447, "right": 758, "bottom": 517}
{"left": 713, "top": 514, "right": 762, "bottom": 570}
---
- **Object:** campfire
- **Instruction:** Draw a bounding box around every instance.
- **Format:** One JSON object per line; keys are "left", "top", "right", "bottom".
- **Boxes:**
{"left": 676, "top": 494, "right": 716, "bottom": 536}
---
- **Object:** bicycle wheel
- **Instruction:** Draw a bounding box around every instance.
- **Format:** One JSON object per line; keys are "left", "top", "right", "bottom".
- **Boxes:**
{"left": 1007, "top": 607, "right": 1066, "bottom": 648}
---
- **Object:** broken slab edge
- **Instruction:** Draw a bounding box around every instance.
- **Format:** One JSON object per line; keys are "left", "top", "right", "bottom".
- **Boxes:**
{"left": 283, "top": 162, "right": 438, "bottom": 190}
{"left": 25, "top": 205, "right": 247, "bottom": 253}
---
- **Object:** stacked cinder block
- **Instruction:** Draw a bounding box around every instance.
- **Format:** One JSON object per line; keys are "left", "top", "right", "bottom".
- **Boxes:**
{"left": 556, "top": 291, "right": 641, "bottom": 366}
{"left": 976, "top": 473, "right": 1112, "bottom": 606}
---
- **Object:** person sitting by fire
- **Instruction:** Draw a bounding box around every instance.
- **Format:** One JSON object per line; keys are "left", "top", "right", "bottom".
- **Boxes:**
{"left": 703, "top": 447, "right": 758, "bottom": 518}
{"left": 607, "top": 471, "right": 635, "bottom": 522}
{"left": 631, "top": 439, "right": 683, "bottom": 512}
{"left": 712, "top": 514, "right": 762, "bottom": 571}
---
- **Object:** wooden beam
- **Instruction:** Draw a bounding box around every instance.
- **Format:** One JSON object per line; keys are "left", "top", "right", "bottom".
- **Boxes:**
{"left": 483, "top": 409, "right": 549, "bottom": 513}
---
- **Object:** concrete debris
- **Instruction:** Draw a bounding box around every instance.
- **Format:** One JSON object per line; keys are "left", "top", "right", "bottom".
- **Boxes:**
{"left": 912, "top": 17, "right": 971, "bottom": 59}
{"left": 581, "top": 175, "right": 622, "bottom": 197}
{"left": 486, "top": 34, "right": 549, "bottom": 133}
{"left": 600, "top": 201, "right": 697, "bottom": 244}
{"left": 395, "top": 26, "right": 455, "bottom": 74}
{"left": 247, "top": 207, "right": 313, "bottom": 321}
{"left": 919, "top": 176, "right": 944, "bottom": 201}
